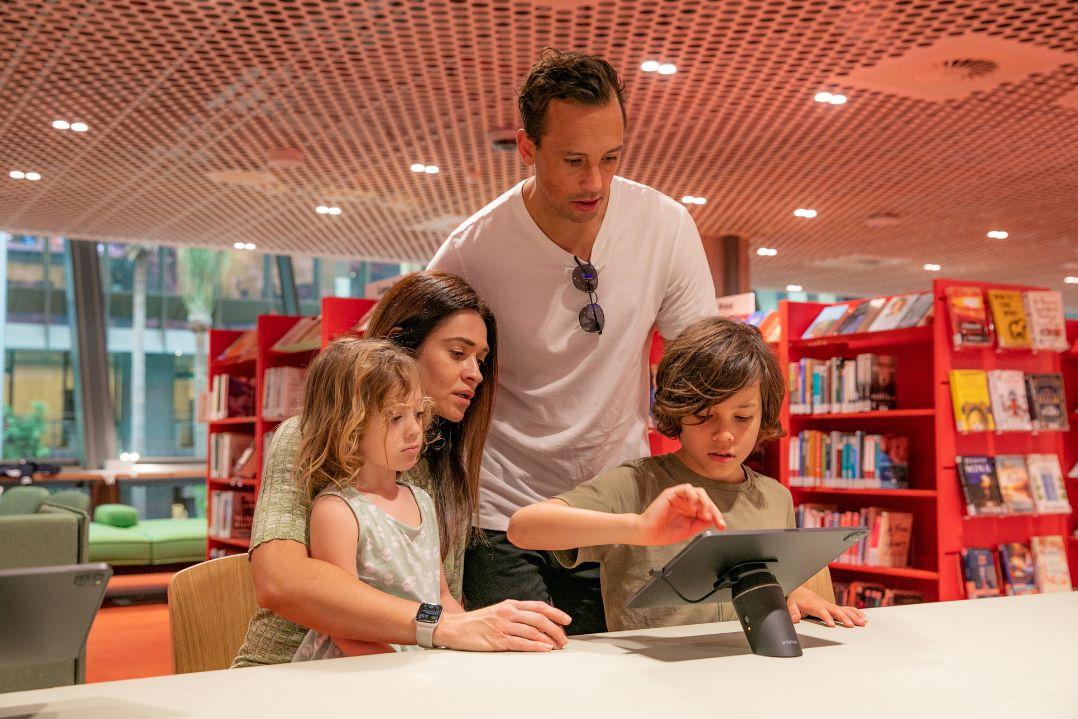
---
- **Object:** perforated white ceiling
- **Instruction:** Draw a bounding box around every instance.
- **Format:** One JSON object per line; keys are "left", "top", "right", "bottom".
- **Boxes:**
{"left": 1, "top": 0, "right": 1076, "bottom": 306}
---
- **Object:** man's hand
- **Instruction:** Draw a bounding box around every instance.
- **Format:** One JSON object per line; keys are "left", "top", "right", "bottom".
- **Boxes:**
{"left": 634, "top": 484, "right": 726, "bottom": 546}
{"left": 787, "top": 587, "right": 867, "bottom": 628}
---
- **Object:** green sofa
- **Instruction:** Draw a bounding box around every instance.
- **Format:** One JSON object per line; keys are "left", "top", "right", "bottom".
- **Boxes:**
{"left": 88, "top": 504, "right": 207, "bottom": 566}
{"left": 0, "top": 486, "right": 91, "bottom": 692}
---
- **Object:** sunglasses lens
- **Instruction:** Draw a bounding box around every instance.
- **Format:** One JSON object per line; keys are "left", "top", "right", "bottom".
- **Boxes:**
{"left": 578, "top": 303, "right": 605, "bottom": 333}
{"left": 572, "top": 264, "right": 599, "bottom": 293}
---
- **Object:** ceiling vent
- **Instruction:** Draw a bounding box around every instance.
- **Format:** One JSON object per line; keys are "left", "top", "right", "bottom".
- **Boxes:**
{"left": 809, "top": 254, "right": 909, "bottom": 272}
{"left": 486, "top": 129, "right": 518, "bottom": 152}
{"left": 836, "top": 34, "right": 1075, "bottom": 102}
{"left": 864, "top": 212, "right": 900, "bottom": 228}
{"left": 205, "top": 170, "right": 277, "bottom": 188}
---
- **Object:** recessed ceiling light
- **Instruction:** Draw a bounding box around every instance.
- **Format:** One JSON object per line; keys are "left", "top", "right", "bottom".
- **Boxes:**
{"left": 9, "top": 170, "right": 25, "bottom": 179}
{"left": 315, "top": 206, "right": 329, "bottom": 214}
{"left": 657, "top": 63, "right": 677, "bottom": 75}
{"left": 986, "top": 230, "right": 1008, "bottom": 239}
{"left": 244, "top": 243, "right": 256, "bottom": 250}
{"left": 756, "top": 247, "right": 778, "bottom": 256}
{"left": 24, "top": 172, "right": 41, "bottom": 181}
{"left": 923, "top": 263, "right": 941, "bottom": 272}
{"left": 793, "top": 208, "right": 817, "bottom": 218}
{"left": 681, "top": 195, "right": 695, "bottom": 204}
{"left": 327, "top": 207, "right": 342, "bottom": 215}
{"left": 814, "top": 92, "right": 847, "bottom": 105}
{"left": 410, "top": 163, "right": 426, "bottom": 173}
{"left": 786, "top": 284, "right": 803, "bottom": 292}
{"left": 640, "top": 60, "right": 660, "bottom": 73}
{"left": 1065, "top": 276, "right": 1078, "bottom": 284}
{"left": 424, "top": 165, "right": 440, "bottom": 174}
{"left": 692, "top": 197, "right": 706, "bottom": 205}
{"left": 71, "top": 122, "right": 89, "bottom": 132}
{"left": 52, "top": 120, "right": 70, "bottom": 130}
{"left": 232, "top": 242, "right": 245, "bottom": 249}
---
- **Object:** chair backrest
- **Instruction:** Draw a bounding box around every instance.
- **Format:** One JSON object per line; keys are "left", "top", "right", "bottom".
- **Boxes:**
{"left": 167, "top": 555, "right": 258, "bottom": 674}
{"left": 0, "top": 486, "right": 50, "bottom": 516}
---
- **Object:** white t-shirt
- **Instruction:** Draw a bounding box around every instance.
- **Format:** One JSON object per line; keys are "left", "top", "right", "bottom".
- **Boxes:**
{"left": 428, "top": 176, "right": 717, "bottom": 530}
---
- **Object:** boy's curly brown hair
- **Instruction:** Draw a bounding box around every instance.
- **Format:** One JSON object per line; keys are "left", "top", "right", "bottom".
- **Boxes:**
{"left": 653, "top": 317, "right": 785, "bottom": 444}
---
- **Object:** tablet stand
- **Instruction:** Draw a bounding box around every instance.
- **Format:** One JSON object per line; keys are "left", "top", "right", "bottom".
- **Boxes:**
{"left": 655, "top": 558, "right": 802, "bottom": 657}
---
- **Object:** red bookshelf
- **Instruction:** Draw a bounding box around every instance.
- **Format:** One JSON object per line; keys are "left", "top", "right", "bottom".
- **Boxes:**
{"left": 774, "top": 278, "right": 1074, "bottom": 603}
{"left": 1062, "top": 320, "right": 1078, "bottom": 585}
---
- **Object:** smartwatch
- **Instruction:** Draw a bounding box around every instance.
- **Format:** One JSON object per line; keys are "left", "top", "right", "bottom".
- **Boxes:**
{"left": 415, "top": 602, "right": 443, "bottom": 649}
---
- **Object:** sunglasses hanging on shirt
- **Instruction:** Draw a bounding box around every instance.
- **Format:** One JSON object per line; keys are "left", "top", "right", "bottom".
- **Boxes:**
{"left": 572, "top": 256, "right": 605, "bottom": 335}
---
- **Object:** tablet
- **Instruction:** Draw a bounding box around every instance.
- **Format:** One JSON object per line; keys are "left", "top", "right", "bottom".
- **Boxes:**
{"left": 0, "top": 563, "right": 112, "bottom": 667}
{"left": 626, "top": 527, "right": 867, "bottom": 609}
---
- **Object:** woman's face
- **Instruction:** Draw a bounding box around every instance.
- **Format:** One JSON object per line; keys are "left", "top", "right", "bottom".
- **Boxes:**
{"left": 415, "top": 310, "right": 490, "bottom": 423}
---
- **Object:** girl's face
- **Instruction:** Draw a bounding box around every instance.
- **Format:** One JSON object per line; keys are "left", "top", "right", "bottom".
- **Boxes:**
{"left": 360, "top": 389, "right": 428, "bottom": 474}
{"left": 675, "top": 382, "right": 762, "bottom": 484}
{"left": 415, "top": 310, "right": 490, "bottom": 423}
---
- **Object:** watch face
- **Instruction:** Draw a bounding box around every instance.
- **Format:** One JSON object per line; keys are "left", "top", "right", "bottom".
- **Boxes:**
{"left": 416, "top": 603, "right": 442, "bottom": 623}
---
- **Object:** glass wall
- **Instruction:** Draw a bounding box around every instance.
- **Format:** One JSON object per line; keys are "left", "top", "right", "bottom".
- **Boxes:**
{"left": 1, "top": 234, "right": 83, "bottom": 461}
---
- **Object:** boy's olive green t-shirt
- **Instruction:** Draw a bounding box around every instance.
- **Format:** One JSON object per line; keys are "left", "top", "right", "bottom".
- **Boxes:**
{"left": 554, "top": 453, "right": 834, "bottom": 633}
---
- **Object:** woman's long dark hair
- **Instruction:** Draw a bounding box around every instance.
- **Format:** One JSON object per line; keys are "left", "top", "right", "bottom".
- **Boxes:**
{"left": 361, "top": 270, "right": 497, "bottom": 557}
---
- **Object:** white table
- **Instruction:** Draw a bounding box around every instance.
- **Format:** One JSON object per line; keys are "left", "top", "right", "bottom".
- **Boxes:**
{"left": 1, "top": 592, "right": 1075, "bottom": 718}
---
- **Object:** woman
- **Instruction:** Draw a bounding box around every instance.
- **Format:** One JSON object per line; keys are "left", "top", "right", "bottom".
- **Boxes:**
{"left": 233, "top": 271, "right": 569, "bottom": 666}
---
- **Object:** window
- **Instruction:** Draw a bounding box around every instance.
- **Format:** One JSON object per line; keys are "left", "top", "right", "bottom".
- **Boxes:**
{"left": 1, "top": 234, "right": 83, "bottom": 462}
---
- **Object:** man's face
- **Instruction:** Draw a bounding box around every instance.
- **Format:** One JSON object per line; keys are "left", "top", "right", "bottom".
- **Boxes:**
{"left": 517, "top": 97, "right": 624, "bottom": 225}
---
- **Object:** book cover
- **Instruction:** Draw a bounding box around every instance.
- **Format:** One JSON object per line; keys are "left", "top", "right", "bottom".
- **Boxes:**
{"left": 1023, "top": 290, "right": 1068, "bottom": 351}
{"left": 876, "top": 435, "right": 908, "bottom": 488}
{"left": 961, "top": 548, "right": 1001, "bottom": 599}
{"left": 946, "top": 286, "right": 993, "bottom": 348}
{"left": 801, "top": 304, "right": 851, "bottom": 339}
{"left": 881, "top": 589, "right": 925, "bottom": 606}
{"left": 1030, "top": 536, "right": 1071, "bottom": 593}
{"left": 986, "top": 289, "right": 1031, "bottom": 349}
{"left": 836, "top": 299, "right": 886, "bottom": 335}
{"left": 956, "top": 455, "right": 1005, "bottom": 516}
{"left": 1025, "top": 373, "right": 1070, "bottom": 431}
{"left": 994, "top": 455, "right": 1036, "bottom": 514}
{"left": 894, "top": 292, "right": 934, "bottom": 329}
{"left": 949, "top": 369, "right": 995, "bottom": 432}
{"left": 998, "top": 542, "right": 1038, "bottom": 596}
{"left": 868, "top": 355, "right": 897, "bottom": 411}
{"left": 1025, "top": 453, "right": 1071, "bottom": 514}
{"left": 877, "top": 511, "right": 913, "bottom": 568}
{"left": 987, "top": 369, "right": 1033, "bottom": 431}
{"left": 758, "top": 311, "right": 782, "bottom": 343}
{"left": 867, "top": 294, "right": 916, "bottom": 332}
{"left": 216, "top": 330, "right": 258, "bottom": 362}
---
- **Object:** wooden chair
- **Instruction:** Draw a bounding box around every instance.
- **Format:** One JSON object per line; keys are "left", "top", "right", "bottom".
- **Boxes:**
{"left": 168, "top": 554, "right": 259, "bottom": 673}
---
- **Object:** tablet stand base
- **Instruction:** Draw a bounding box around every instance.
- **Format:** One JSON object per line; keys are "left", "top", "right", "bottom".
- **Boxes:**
{"left": 730, "top": 565, "right": 802, "bottom": 658}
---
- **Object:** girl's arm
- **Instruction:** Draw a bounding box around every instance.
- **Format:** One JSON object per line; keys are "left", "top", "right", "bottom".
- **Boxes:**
{"left": 508, "top": 484, "right": 726, "bottom": 551}
{"left": 307, "top": 494, "right": 394, "bottom": 656}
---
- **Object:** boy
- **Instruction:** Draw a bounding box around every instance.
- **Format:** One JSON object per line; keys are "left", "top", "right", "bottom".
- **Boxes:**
{"left": 508, "top": 318, "right": 866, "bottom": 632}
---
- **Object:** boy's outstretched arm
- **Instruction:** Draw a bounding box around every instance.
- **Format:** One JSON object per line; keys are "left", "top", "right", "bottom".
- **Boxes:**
{"left": 508, "top": 483, "right": 727, "bottom": 551}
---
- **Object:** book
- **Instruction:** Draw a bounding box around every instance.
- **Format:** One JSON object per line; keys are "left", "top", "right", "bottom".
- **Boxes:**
{"left": 987, "top": 369, "right": 1033, "bottom": 431}
{"left": 945, "top": 286, "right": 993, "bottom": 349}
{"left": 1030, "top": 536, "right": 1071, "bottom": 593}
{"left": 836, "top": 299, "right": 885, "bottom": 335}
{"left": 986, "top": 289, "right": 1031, "bottom": 349}
{"left": 881, "top": 589, "right": 925, "bottom": 606}
{"left": 1023, "top": 290, "right": 1068, "bottom": 351}
{"left": 801, "top": 304, "right": 851, "bottom": 339}
{"left": 961, "top": 548, "right": 1001, "bottom": 598}
{"left": 1025, "top": 453, "right": 1071, "bottom": 514}
{"left": 867, "top": 294, "right": 916, "bottom": 332}
{"left": 997, "top": 542, "right": 1038, "bottom": 596}
{"left": 894, "top": 292, "right": 934, "bottom": 329}
{"left": 273, "top": 316, "right": 323, "bottom": 353}
{"left": 949, "top": 369, "right": 995, "bottom": 432}
{"left": 216, "top": 330, "right": 258, "bottom": 363}
{"left": 874, "top": 510, "right": 912, "bottom": 568}
{"left": 994, "top": 455, "right": 1036, "bottom": 514}
{"left": 956, "top": 455, "right": 1005, "bottom": 516}
{"left": 1025, "top": 373, "right": 1069, "bottom": 431}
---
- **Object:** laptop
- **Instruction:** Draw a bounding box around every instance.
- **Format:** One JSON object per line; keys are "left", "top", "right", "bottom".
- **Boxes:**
{"left": 0, "top": 563, "right": 112, "bottom": 667}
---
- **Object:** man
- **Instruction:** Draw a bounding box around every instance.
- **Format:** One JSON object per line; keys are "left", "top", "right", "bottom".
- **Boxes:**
{"left": 429, "top": 49, "right": 716, "bottom": 634}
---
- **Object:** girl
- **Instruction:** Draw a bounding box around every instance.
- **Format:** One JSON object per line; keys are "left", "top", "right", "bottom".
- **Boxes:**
{"left": 292, "top": 338, "right": 448, "bottom": 659}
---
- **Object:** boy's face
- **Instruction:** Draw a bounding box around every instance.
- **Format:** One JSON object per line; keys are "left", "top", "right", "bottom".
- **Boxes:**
{"left": 675, "top": 382, "right": 762, "bottom": 483}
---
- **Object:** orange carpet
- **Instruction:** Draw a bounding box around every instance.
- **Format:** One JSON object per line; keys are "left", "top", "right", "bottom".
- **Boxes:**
{"left": 85, "top": 576, "right": 174, "bottom": 683}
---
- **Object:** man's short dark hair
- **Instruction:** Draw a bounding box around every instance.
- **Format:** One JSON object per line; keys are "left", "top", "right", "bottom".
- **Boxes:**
{"left": 518, "top": 49, "right": 627, "bottom": 145}
{"left": 653, "top": 318, "right": 786, "bottom": 444}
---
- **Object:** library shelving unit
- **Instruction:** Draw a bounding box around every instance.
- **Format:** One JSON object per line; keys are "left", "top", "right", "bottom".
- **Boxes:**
{"left": 774, "top": 278, "right": 1074, "bottom": 602}
{"left": 204, "top": 298, "right": 379, "bottom": 559}
{"left": 1063, "top": 319, "right": 1078, "bottom": 584}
